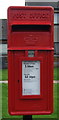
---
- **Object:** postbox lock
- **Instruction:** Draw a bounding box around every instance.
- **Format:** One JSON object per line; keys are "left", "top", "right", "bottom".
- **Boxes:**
{"left": 18, "top": 80, "right": 19, "bottom": 83}
{"left": 28, "top": 50, "right": 35, "bottom": 57}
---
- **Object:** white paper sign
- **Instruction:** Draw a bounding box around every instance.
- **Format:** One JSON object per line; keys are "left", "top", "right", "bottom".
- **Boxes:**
{"left": 22, "top": 61, "right": 40, "bottom": 95}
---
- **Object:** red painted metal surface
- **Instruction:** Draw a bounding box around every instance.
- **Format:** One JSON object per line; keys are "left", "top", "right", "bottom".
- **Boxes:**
{"left": 8, "top": 6, "right": 54, "bottom": 115}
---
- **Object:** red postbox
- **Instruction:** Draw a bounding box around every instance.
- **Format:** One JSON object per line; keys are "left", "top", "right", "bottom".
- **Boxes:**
{"left": 8, "top": 6, "right": 54, "bottom": 115}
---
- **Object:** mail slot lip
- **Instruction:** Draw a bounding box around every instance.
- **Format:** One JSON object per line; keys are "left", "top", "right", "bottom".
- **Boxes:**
{"left": 19, "top": 57, "right": 43, "bottom": 99}
{"left": 10, "top": 22, "right": 52, "bottom": 26}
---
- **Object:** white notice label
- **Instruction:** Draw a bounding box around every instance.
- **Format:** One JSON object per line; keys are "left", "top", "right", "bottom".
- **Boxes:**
{"left": 22, "top": 61, "right": 40, "bottom": 95}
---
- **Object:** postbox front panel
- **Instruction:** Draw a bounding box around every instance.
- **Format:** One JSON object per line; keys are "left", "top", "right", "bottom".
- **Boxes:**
{"left": 8, "top": 6, "right": 54, "bottom": 115}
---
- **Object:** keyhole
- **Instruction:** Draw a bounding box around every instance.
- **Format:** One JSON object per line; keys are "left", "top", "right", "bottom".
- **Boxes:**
{"left": 18, "top": 80, "right": 19, "bottom": 83}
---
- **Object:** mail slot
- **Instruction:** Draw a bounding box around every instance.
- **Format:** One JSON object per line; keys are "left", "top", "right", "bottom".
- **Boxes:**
{"left": 8, "top": 6, "right": 54, "bottom": 115}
